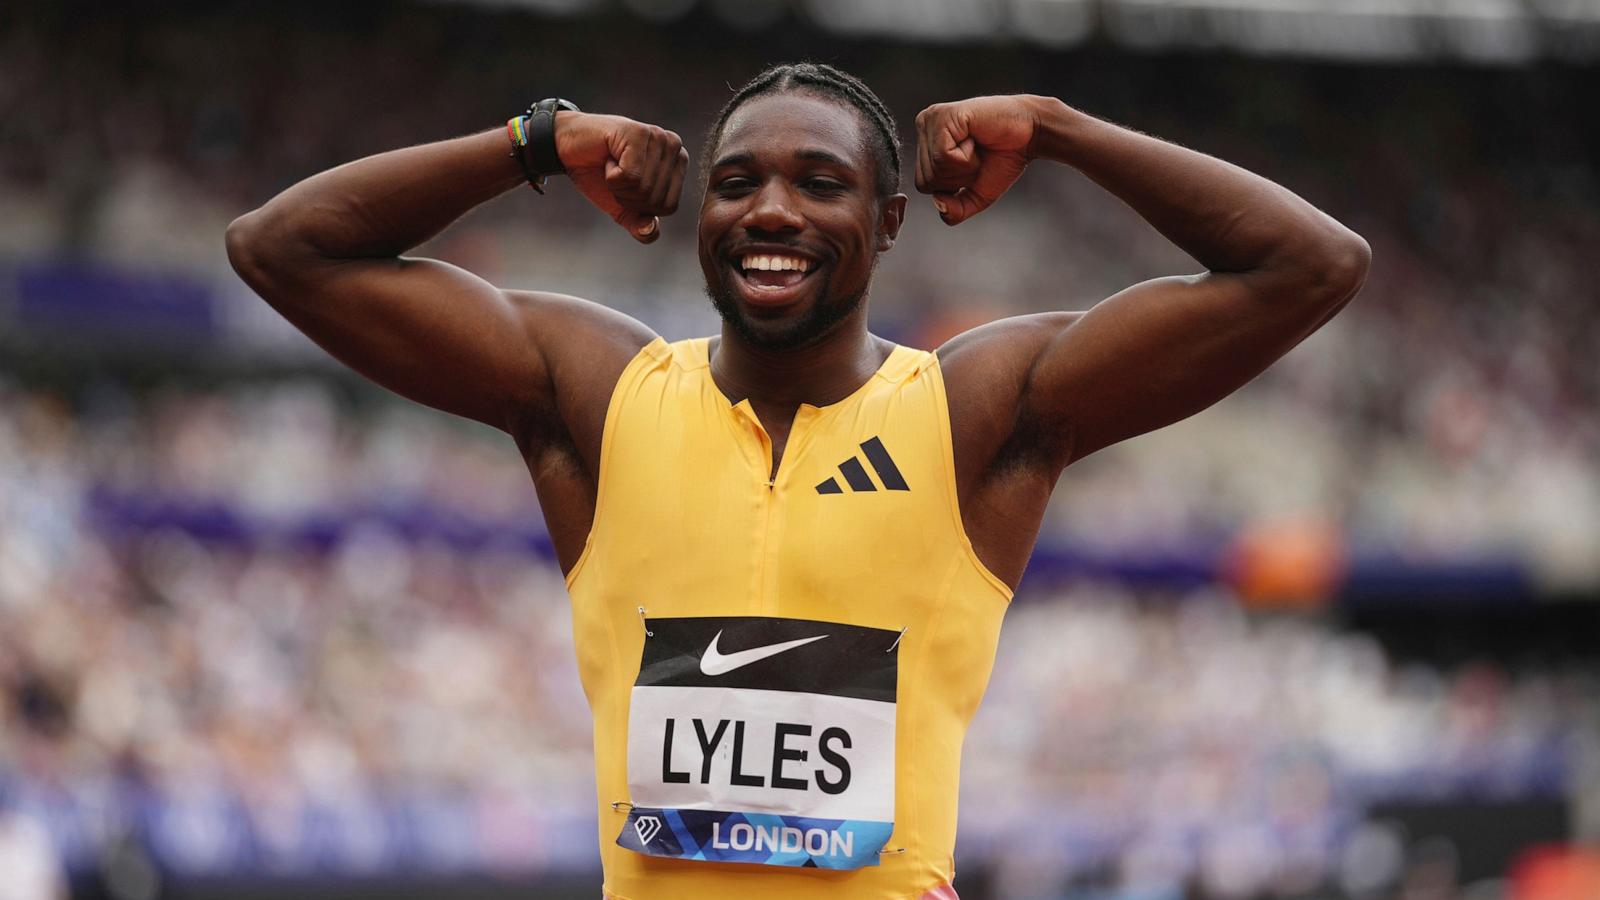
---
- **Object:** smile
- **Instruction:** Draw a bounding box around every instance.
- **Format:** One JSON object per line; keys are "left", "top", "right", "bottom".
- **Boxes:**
{"left": 730, "top": 252, "right": 820, "bottom": 305}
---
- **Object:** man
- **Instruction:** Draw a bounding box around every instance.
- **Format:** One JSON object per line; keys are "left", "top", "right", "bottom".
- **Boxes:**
{"left": 227, "top": 63, "right": 1367, "bottom": 900}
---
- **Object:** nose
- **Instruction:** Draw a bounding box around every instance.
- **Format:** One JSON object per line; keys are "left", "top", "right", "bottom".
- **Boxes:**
{"left": 740, "top": 179, "right": 804, "bottom": 235}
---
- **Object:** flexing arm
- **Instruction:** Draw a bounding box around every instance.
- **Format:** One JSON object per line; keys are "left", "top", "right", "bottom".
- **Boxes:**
{"left": 923, "top": 96, "right": 1370, "bottom": 467}
{"left": 224, "top": 113, "right": 687, "bottom": 435}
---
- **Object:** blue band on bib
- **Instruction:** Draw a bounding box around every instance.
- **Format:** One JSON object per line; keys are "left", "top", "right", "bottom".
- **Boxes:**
{"left": 618, "top": 806, "right": 891, "bottom": 869}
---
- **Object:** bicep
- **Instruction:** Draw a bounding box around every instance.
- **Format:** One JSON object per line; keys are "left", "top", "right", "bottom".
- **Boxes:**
{"left": 1026, "top": 271, "right": 1353, "bottom": 464}
{"left": 256, "top": 255, "right": 652, "bottom": 435}
{"left": 271, "top": 256, "right": 536, "bottom": 427}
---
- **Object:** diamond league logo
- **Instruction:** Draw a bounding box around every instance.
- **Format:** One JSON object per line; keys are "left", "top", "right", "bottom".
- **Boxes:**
{"left": 634, "top": 815, "right": 663, "bottom": 845}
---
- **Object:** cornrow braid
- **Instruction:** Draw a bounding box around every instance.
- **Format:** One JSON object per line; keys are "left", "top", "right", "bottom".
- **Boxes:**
{"left": 705, "top": 62, "right": 902, "bottom": 197}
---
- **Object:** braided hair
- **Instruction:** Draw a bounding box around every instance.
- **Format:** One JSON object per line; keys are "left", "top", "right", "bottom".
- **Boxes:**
{"left": 705, "top": 63, "right": 902, "bottom": 198}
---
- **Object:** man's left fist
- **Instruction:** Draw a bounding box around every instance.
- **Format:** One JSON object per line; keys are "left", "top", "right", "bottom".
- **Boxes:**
{"left": 914, "top": 95, "right": 1041, "bottom": 226}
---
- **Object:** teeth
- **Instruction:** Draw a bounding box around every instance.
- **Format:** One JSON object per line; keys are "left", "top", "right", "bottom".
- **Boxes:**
{"left": 740, "top": 254, "right": 810, "bottom": 273}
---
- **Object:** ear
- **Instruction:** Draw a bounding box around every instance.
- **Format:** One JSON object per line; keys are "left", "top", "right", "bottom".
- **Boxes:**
{"left": 876, "top": 193, "right": 908, "bottom": 252}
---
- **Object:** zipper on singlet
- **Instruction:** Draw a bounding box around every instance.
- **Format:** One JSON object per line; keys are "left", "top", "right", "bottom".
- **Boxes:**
{"left": 756, "top": 478, "right": 776, "bottom": 615}
{"left": 750, "top": 405, "right": 817, "bottom": 617}
{"left": 736, "top": 404, "right": 777, "bottom": 616}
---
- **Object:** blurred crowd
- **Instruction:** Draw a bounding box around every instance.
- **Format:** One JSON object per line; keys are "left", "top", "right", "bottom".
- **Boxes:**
{"left": 2, "top": 381, "right": 1596, "bottom": 898}
{"left": 966, "top": 591, "right": 1594, "bottom": 897}
{"left": 0, "top": 385, "right": 597, "bottom": 882}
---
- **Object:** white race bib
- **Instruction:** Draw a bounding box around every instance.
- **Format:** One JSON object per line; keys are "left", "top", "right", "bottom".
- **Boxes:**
{"left": 617, "top": 616, "right": 899, "bottom": 869}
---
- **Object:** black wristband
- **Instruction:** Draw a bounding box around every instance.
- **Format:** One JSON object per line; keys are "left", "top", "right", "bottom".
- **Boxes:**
{"left": 517, "top": 98, "right": 579, "bottom": 190}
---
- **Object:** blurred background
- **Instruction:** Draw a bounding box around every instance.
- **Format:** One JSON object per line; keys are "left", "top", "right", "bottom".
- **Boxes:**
{"left": 3, "top": 0, "right": 1599, "bottom": 898}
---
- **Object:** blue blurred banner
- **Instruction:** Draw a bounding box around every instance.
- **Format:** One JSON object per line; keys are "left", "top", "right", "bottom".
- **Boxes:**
{"left": 15, "top": 261, "right": 217, "bottom": 340}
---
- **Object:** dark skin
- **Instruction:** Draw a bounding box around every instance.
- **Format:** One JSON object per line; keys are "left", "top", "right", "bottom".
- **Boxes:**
{"left": 226, "top": 91, "right": 1370, "bottom": 589}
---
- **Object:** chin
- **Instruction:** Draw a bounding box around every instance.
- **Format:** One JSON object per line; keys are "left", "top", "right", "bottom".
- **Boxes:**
{"left": 706, "top": 280, "right": 864, "bottom": 352}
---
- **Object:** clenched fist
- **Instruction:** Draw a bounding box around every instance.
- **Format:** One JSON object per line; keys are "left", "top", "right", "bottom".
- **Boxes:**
{"left": 914, "top": 96, "right": 1044, "bottom": 226}
{"left": 555, "top": 112, "right": 690, "bottom": 244}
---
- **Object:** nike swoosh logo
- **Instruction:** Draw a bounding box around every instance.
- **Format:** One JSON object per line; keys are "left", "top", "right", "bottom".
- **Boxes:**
{"left": 699, "top": 630, "right": 829, "bottom": 676}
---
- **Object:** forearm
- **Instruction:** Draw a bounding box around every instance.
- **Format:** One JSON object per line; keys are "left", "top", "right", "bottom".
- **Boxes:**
{"left": 1027, "top": 97, "right": 1368, "bottom": 285}
{"left": 229, "top": 128, "right": 522, "bottom": 269}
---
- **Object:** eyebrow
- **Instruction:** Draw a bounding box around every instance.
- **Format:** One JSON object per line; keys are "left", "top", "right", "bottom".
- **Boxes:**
{"left": 710, "top": 151, "right": 754, "bottom": 170}
{"left": 794, "top": 148, "right": 851, "bottom": 167}
{"left": 710, "top": 148, "right": 854, "bottom": 169}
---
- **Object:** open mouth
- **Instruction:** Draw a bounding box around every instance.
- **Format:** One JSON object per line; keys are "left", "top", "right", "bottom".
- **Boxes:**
{"left": 730, "top": 252, "right": 819, "bottom": 305}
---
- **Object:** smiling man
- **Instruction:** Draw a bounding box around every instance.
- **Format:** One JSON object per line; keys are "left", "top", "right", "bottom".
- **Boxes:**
{"left": 226, "top": 63, "right": 1368, "bottom": 899}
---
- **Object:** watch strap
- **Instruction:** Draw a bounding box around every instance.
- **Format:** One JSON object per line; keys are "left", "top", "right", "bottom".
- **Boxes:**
{"left": 526, "top": 98, "right": 579, "bottom": 177}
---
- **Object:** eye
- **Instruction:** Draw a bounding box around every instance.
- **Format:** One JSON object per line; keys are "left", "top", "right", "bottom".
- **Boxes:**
{"left": 715, "top": 176, "right": 756, "bottom": 194}
{"left": 802, "top": 177, "right": 846, "bottom": 194}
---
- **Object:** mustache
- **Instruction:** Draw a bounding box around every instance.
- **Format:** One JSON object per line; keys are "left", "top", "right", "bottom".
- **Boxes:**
{"left": 725, "top": 240, "right": 826, "bottom": 260}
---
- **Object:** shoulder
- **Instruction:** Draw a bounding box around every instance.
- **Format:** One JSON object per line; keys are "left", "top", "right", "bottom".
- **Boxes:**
{"left": 922, "top": 312, "right": 1089, "bottom": 589}
{"left": 505, "top": 289, "right": 657, "bottom": 356}
{"left": 502, "top": 289, "right": 657, "bottom": 462}
{"left": 935, "top": 310, "right": 1084, "bottom": 366}
{"left": 934, "top": 311, "right": 1087, "bottom": 483}
{"left": 936, "top": 311, "right": 1085, "bottom": 393}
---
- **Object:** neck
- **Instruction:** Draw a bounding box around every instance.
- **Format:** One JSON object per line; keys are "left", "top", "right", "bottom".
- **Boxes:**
{"left": 710, "top": 313, "right": 889, "bottom": 410}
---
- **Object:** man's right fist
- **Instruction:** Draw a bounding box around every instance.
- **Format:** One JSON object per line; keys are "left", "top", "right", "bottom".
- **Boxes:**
{"left": 555, "top": 112, "right": 689, "bottom": 244}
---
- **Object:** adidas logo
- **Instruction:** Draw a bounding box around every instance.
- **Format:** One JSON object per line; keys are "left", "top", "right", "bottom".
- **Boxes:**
{"left": 816, "top": 437, "right": 909, "bottom": 494}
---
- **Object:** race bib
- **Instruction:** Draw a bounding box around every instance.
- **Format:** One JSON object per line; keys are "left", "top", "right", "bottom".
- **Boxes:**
{"left": 616, "top": 616, "right": 899, "bottom": 869}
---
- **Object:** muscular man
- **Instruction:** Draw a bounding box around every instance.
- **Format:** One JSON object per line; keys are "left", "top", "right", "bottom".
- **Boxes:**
{"left": 226, "top": 63, "right": 1368, "bottom": 900}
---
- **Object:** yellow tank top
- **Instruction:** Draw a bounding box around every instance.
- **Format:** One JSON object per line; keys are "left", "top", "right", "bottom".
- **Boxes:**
{"left": 565, "top": 337, "right": 1012, "bottom": 900}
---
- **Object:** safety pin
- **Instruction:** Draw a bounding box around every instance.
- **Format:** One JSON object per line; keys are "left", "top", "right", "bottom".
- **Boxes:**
{"left": 638, "top": 607, "right": 653, "bottom": 638}
{"left": 887, "top": 626, "right": 907, "bottom": 652}
{"left": 879, "top": 846, "right": 906, "bottom": 855}
{"left": 610, "top": 800, "right": 635, "bottom": 812}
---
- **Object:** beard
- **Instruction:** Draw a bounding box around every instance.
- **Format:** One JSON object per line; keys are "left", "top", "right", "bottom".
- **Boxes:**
{"left": 704, "top": 275, "right": 866, "bottom": 352}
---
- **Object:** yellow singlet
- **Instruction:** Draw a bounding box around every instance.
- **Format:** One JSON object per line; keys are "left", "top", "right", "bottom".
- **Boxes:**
{"left": 565, "top": 337, "right": 1012, "bottom": 900}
